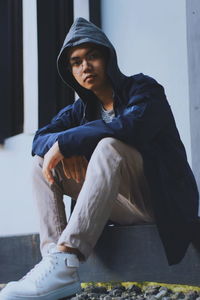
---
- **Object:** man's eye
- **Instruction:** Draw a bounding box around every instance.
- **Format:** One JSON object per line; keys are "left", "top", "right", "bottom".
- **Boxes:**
{"left": 88, "top": 52, "right": 100, "bottom": 60}
{"left": 71, "top": 61, "right": 81, "bottom": 67}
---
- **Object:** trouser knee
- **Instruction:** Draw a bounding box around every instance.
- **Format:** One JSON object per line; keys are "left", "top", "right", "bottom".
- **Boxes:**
{"left": 93, "top": 137, "right": 143, "bottom": 169}
{"left": 95, "top": 137, "right": 140, "bottom": 157}
{"left": 94, "top": 137, "right": 121, "bottom": 155}
{"left": 32, "top": 155, "right": 44, "bottom": 182}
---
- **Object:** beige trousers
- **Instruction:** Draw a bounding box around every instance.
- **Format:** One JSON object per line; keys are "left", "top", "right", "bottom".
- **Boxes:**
{"left": 32, "top": 138, "right": 154, "bottom": 260}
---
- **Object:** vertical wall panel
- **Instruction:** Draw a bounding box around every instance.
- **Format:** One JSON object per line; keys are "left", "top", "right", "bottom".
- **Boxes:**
{"left": 37, "top": 0, "right": 74, "bottom": 128}
{"left": 186, "top": 0, "right": 200, "bottom": 194}
{"left": 0, "top": 0, "right": 23, "bottom": 143}
{"left": 23, "top": 0, "right": 38, "bottom": 134}
{"left": 89, "top": 0, "right": 101, "bottom": 27}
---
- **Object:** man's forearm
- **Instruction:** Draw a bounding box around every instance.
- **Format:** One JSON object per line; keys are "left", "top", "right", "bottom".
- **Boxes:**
{"left": 32, "top": 131, "right": 65, "bottom": 157}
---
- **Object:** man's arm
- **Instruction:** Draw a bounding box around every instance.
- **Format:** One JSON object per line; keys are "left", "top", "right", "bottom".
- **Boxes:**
{"left": 32, "top": 101, "right": 88, "bottom": 184}
{"left": 56, "top": 84, "right": 170, "bottom": 159}
{"left": 32, "top": 102, "right": 82, "bottom": 157}
{"left": 40, "top": 82, "right": 169, "bottom": 183}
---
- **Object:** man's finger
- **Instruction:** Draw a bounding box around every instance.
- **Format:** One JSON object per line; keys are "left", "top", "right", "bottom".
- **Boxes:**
{"left": 46, "top": 171, "right": 54, "bottom": 184}
{"left": 62, "top": 158, "right": 76, "bottom": 181}
{"left": 82, "top": 156, "right": 88, "bottom": 168}
{"left": 67, "top": 157, "right": 76, "bottom": 181}
{"left": 42, "top": 165, "right": 54, "bottom": 184}
{"left": 74, "top": 156, "right": 83, "bottom": 183}
{"left": 79, "top": 156, "right": 87, "bottom": 181}
{"left": 61, "top": 159, "right": 71, "bottom": 179}
{"left": 81, "top": 156, "right": 88, "bottom": 179}
{"left": 61, "top": 156, "right": 88, "bottom": 183}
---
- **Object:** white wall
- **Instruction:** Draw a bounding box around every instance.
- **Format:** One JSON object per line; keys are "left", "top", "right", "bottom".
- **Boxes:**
{"left": 0, "top": 133, "right": 72, "bottom": 236}
{"left": 0, "top": 134, "right": 38, "bottom": 236}
{"left": 0, "top": 0, "right": 39, "bottom": 236}
{"left": 101, "top": 0, "right": 191, "bottom": 163}
{"left": 74, "top": 0, "right": 89, "bottom": 20}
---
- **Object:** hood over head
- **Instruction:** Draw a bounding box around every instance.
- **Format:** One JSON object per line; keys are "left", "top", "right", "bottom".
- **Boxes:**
{"left": 57, "top": 17, "right": 126, "bottom": 101}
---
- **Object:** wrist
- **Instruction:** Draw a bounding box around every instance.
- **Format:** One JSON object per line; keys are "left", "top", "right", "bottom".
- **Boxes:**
{"left": 55, "top": 141, "right": 63, "bottom": 155}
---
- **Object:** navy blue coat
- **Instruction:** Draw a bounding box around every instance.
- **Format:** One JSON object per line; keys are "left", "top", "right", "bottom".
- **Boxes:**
{"left": 32, "top": 18, "right": 199, "bottom": 265}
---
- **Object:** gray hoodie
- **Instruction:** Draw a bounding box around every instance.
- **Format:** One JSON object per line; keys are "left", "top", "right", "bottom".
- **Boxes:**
{"left": 57, "top": 17, "right": 126, "bottom": 101}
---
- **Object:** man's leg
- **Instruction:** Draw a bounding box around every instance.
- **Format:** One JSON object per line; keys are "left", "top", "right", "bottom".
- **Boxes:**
{"left": 0, "top": 138, "right": 153, "bottom": 300}
{"left": 32, "top": 155, "right": 83, "bottom": 256}
{"left": 0, "top": 156, "right": 83, "bottom": 300}
{"left": 58, "top": 137, "right": 154, "bottom": 260}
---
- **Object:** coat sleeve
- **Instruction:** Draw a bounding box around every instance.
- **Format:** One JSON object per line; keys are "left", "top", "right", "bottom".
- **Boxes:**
{"left": 32, "top": 103, "right": 81, "bottom": 157}
{"left": 57, "top": 84, "right": 170, "bottom": 158}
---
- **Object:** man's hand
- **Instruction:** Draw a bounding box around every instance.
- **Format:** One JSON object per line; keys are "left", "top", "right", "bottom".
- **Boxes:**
{"left": 43, "top": 141, "right": 64, "bottom": 184}
{"left": 61, "top": 156, "right": 88, "bottom": 183}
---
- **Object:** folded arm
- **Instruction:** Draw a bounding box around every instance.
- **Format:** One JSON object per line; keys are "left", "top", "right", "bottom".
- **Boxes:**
{"left": 57, "top": 91, "right": 169, "bottom": 158}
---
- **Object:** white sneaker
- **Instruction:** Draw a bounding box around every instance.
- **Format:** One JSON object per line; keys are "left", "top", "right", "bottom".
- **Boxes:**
{"left": 0, "top": 249, "right": 81, "bottom": 300}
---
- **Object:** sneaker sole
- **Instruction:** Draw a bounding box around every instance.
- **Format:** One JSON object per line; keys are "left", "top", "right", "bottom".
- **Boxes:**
{"left": 0, "top": 282, "right": 82, "bottom": 300}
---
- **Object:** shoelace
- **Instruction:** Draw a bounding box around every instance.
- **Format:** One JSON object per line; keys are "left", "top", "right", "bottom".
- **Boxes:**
{"left": 21, "top": 252, "right": 59, "bottom": 284}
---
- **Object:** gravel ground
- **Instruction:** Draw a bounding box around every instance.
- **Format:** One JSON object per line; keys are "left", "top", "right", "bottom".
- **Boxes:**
{"left": 69, "top": 283, "right": 200, "bottom": 300}
{"left": 1, "top": 282, "right": 200, "bottom": 300}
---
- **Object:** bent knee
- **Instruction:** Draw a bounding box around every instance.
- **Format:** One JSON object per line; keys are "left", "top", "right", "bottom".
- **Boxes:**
{"left": 95, "top": 137, "right": 142, "bottom": 163}
{"left": 93, "top": 138, "right": 124, "bottom": 158}
{"left": 32, "top": 155, "right": 44, "bottom": 178}
{"left": 96, "top": 137, "right": 120, "bottom": 149}
{"left": 32, "top": 155, "right": 44, "bottom": 168}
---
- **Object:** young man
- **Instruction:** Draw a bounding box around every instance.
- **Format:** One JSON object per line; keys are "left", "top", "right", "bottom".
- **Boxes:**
{"left": 0, "top": 17, "right": 199, "bottom": 300}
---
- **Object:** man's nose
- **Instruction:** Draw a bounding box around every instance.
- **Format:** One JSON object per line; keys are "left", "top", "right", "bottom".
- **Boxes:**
{"left": 82, "top": 59, "right": 92, "bottom": 72}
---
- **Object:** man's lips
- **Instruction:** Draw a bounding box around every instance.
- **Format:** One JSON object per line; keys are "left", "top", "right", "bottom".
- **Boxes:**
{"left": 84, "top": 75, "right": 97, "bottom": 82}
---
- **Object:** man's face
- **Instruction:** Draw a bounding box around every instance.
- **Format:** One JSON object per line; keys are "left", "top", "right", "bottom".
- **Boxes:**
{"left": 68, "top": 44, "right": 108, "bottom": 92}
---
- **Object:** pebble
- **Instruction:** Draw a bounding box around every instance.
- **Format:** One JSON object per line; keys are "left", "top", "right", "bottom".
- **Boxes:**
{"left": 154, "top": 290, "right": 168, "bottom": 299}
{"left": 127, "top": 284, "right": 142, "bottom": 294}
{"left": 144, "top": 286, "right": 160, "bottom": 296}
{"left": 184, "top": 291, "right": 199, "bottom": 300}
{"left": 109, "top": 289, "right": 123, "bottom": 297}
{"left": 147, "top": 296, "right": 157, "bottom": 300}
{"left": 77, "top": 292, "right": 89, "bottom": 300}
{"left": 102, "top": 296, "right": 112, "bottom": 300}
{"left": 88, "top": 287, "right": 108, "bottom": 294}
{"left": 159, "top": 287, "right": 171, "bottom": 293}
{"left": 172, "top": 291, "right": 185, "bottom": 299}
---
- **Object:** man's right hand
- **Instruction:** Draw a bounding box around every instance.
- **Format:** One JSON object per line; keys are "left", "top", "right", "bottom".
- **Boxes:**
{"left": 61, "top": 156, "right": 88, "bottom": 183}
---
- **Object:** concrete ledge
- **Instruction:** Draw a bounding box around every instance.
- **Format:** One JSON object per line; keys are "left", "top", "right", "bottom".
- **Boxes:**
{"left": 0, "top": 234, "right": 41, "bottom": 283}
{"left": 0, "top": 225, "right": 200, "bottom": 285}
{"left": 79, "top": 225, "right": 200, "bottom": 285}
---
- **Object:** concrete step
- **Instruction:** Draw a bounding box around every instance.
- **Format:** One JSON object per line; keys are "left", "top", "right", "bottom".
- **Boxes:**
{"left": 0, "top": 225, "right": 200, "bottom": 285}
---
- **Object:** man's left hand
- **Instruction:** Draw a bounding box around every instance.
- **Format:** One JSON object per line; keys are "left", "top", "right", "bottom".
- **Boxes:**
{"left": 42, "top": 141, "right": 64, "bottom": 184}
